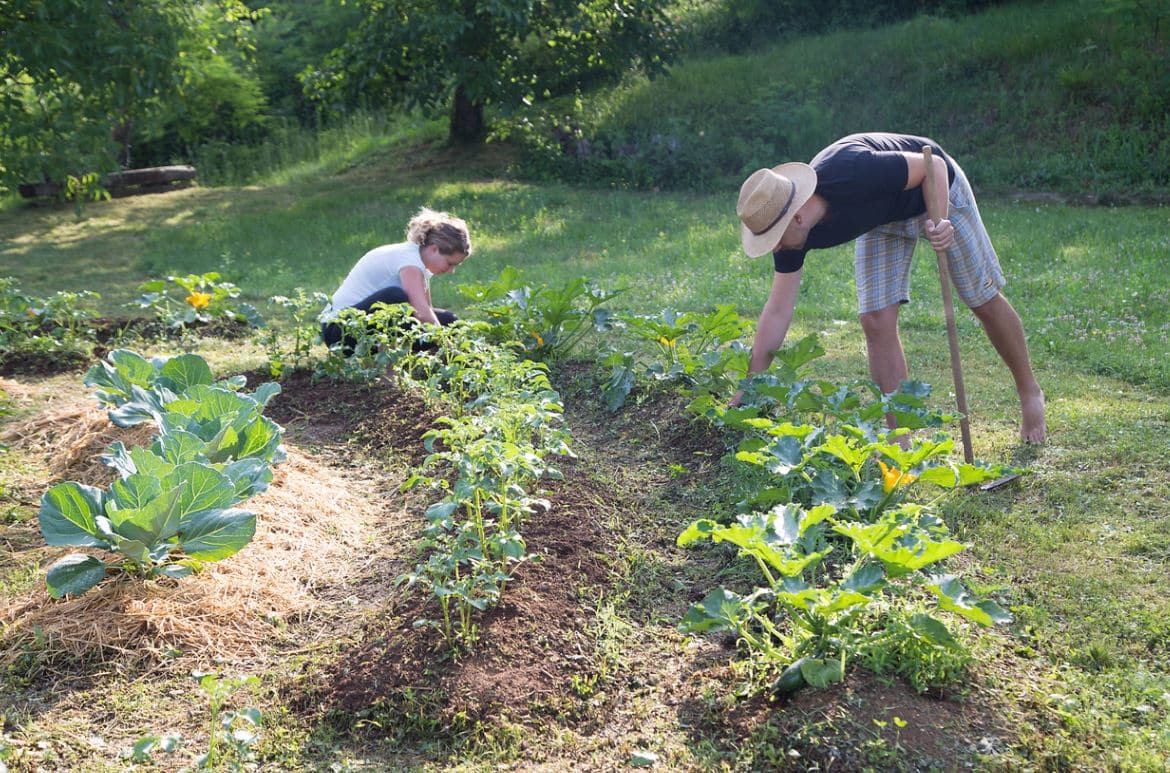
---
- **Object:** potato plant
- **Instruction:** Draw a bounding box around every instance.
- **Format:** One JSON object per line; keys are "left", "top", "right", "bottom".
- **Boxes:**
{"left": 400, "top": 360, "right": 571, "bottom": 648}
{"left": 317, "top": 306, "right": 573, "bottom": 649}
{"left": 260, "top": 288, "right": 330, "bottom": 378}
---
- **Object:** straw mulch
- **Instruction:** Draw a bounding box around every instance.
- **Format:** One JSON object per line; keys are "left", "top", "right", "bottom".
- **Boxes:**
{"left": 0, "top": 396, "right": 156, "bottom": 489}
{"left": 2, "top": 397, "right": 393, "bottom": 667}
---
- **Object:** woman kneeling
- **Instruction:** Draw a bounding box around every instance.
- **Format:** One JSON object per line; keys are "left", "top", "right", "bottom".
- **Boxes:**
{"left": 320, "top": 207, "right": 471, "bottom": 353}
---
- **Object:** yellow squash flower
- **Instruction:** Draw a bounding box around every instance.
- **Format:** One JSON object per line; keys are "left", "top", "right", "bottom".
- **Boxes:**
{"left": 186, "top": 291, "right": 212, "bottom": 310}
{"left": 657, "top": 336, "right": 676, "bottom": 348}
{"left": 878, "top": 460, "right": 917, "bottom": 493}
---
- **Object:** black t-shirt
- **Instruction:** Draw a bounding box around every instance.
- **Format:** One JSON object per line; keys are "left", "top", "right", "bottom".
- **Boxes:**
{"left": 773, "top": 132, "right": 957, "bottom": 273}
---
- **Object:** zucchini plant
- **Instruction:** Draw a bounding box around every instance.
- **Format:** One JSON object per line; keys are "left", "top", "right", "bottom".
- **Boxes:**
{"left": 459, "top": 268, "right": 624, "bottom": 362}
{"left": 130, "top": 272, "right": 263, "bottom": 330}
{"left": 0, "top": 277, "right": 100, "bottom": 367}
{"left": 678, "top": 334, "right": 1017, "bottom": 694}
{"left": 601, "top": 305, "right": 753, "bottom": 411}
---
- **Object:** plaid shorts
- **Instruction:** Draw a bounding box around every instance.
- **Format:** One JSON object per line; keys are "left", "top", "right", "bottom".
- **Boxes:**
{"left": 854, "top": 160, "right": 1005, "bottom": 314}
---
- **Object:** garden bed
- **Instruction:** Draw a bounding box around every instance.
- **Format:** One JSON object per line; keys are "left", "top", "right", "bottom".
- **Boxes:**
{"left": 0, "top": 357, "right": 1043, "bottom": 769}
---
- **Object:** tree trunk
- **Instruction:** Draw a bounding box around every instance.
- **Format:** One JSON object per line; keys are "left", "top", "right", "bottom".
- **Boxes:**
{"left": 449, "top": 84, "right": 485, "bottom": 143}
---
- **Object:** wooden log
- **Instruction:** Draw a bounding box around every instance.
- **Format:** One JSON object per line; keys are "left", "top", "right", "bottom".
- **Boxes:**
{"left": 17, "top": 181, "right": 63, "bottom": 199}
{"left": 106, "top": 165, "right": 196, "bottom": 188}
{"left": 108, "top": 179, "right": 196, "bottom": 199}
{"left": 17, "top": 165, "right": 197, "bottom": 199}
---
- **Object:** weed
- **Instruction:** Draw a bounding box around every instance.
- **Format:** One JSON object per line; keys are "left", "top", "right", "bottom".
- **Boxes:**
{"left": 193, "top": 672, "right": 262, "bottom": 771}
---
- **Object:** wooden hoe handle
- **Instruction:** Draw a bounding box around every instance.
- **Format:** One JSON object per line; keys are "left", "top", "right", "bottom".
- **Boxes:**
{"left": 922, "top": 146, "right": 974, "bottom": 464}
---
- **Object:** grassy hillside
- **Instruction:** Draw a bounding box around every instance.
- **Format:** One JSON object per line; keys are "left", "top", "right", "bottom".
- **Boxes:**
{"left": 505, "top": 0, "right": 1169, "bottom": 196}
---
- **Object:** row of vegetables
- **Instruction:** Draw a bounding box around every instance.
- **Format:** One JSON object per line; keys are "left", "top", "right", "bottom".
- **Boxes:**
{"left": 28, "top": 268, "right": 1018, "bottom": 696}
{"left": 324, "top": 304, "right": 573, "bottom": 648}
{"left": 679, "top": 336, "right": 1014, "bottom": 693}
{"left": 442, "top": 274, "right": 1019, "bottom": 691}
{"left": 1, "top": 273, "right": 261, "bottom": 372}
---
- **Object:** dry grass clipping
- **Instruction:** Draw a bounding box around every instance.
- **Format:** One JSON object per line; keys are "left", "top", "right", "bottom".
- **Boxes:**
{"left": 1, "top": 448, "right": 385, "bottom": 666}
{"left": 0, "top": 398, "right": 157, "bottom": 488}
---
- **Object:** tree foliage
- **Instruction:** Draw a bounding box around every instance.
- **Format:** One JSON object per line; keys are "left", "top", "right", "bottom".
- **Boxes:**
{"left": 0, "top": 0, "right": 261, "bottom": 194}
{"left": 301, "top": 0, "right": 676, "bottom": 142}
{"left": 249, "top": 0, "right": 365, "bottom": 121}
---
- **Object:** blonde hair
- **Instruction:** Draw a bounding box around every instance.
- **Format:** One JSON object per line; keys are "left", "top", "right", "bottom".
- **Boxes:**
{"left": 406, "top": 207, "right": 472, "bottom": 257}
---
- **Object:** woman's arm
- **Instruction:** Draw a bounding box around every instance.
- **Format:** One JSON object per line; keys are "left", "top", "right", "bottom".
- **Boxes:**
{"left": 398, "top": 266, "right": 442, "bottom": 325}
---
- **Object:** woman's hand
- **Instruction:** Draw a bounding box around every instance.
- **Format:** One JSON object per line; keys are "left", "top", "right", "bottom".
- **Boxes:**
{"left": 925, "top": 218, "right": 955, "bottom": 251}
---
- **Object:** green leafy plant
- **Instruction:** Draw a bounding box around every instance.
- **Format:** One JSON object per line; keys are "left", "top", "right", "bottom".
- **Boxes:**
{"left": 63, "top": 171, "right": 111, "bottom": 220}
{"left": 320, "top": 310, "right": 578, "bottom": 650}
{"left": 39, "top": 462, "right": 259, "bottom": 597}
{"left": 130, "top": 272, "right": 263, "bottom": 331}
{"left": 260, "top": 287, "right": 329, "bottom": 378}
{"left": 602, "top": 304, "right": 753, "bottom": 410}
{"left": 0, "top": 277, "right": 100, "bottom": 368}
{"left": 401, "top": 375, "right": 569, "bottom": 648}
{"left": 38, "top": 349, "right": 284, "bottom": 597}
{"left": 460, "top": 268, "right": 624, "bottom": 361}
{"left": 192, "top": 672, "right": 262, "bottom": 771}
{"left": 86, "top": 349, "right": 221, "bottom": 424}
{"left": 314, "top": 303, "right": 419, "bottom": 383}
{"left": 678, "top": 501, "right": 1010, "bottom": 695}
{"left": 856, "top": 608, "right": 975, "bottom": 692}
{"left": 677, "top": 334, "right": 1015, "bottom": 695}
{"left": 123, "top": 732, "right": 181, "bottom": 765}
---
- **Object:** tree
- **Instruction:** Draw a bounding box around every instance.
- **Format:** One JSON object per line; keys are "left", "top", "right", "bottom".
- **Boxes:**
{"left": 0, "top": 0, "right": 260, "bottom": 195}
{"left": 249, "top": 0, "right": 366, "bottom": 121}
{"left": 301, "top": 0, "right": 676, "bottom": 143}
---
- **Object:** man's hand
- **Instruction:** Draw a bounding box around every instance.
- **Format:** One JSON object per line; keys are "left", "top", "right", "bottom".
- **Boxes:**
{"left": 729, "top": 389, "right": 744, "bottom": 408}
{"left": 925, "top": 218, "right": 955, "bottom": 251}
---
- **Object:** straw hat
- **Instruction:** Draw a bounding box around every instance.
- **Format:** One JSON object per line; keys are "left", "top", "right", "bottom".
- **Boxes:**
{"left": 737, "top": 163, "right": 817, "bottom": 257}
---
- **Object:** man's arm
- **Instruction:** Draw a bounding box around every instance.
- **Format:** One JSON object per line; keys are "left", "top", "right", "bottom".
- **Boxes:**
{"left": 399, "top": 267, "right": 442, "bottom": 325}
{"left": 749, "top": 268, "right": 803, "bottom": 374}
{"left": 730, "top": 269, "right": 803, "bottom": 406}
{"left": 901, "top": 151, "right": 955, "bottom": 250}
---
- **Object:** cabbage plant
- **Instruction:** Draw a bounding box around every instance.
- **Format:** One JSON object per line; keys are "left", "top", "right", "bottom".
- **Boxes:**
{"left": 38, "top": 349, "right": 284, "bottom": 597}
{"left": 40, "top": 463, "right": 257, "bottom": 597}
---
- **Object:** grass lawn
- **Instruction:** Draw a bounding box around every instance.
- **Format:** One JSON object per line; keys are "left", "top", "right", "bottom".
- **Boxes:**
{"left": 2, "top": 145, "right": 1168, "bottom": 770}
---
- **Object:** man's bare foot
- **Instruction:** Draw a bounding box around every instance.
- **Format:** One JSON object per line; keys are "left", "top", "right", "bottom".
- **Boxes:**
{"left": 1020, "top": 390, "right": 1046, "bottom": 443}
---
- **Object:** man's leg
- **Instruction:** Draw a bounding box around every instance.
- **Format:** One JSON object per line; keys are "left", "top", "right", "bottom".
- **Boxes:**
{"left": 860, "top": 303, "right": 911, "bottom": 443}
{"left": 969, "top": 293, "right": 1046, "bottom": 443}
{"left": 860, "top": 302, "right": 908, "bottom": 395}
